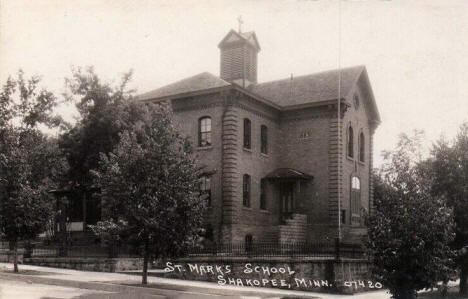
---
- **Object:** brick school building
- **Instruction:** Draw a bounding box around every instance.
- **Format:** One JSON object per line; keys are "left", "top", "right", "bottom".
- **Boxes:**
{"left": 140, "top": 28, "right": 381, "bottom": 246}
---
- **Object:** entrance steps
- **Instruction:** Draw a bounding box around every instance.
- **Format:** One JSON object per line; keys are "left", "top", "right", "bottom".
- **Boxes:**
{"left": 259, "top": 229, "right": 279, "bottom": 243}
{"left": 278, "top": 213, "right": 307, "bottom": 243}
{"left": 342, "top": 226, "right": 367, "bottom": 244}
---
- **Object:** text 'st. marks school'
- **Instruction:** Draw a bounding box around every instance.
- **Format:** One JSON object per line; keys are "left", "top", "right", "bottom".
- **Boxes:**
{"left": 137, "top": 27, "right": 381, "bottom": 246}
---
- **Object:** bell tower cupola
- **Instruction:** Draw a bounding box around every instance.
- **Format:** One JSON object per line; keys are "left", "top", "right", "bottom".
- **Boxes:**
{"left": 218, "top": 27, "right": 260, "bottom": 88}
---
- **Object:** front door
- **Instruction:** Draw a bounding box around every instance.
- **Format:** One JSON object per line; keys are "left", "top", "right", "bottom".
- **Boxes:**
{"left": 279, "top": 182, "right": 294, "bottom": 223}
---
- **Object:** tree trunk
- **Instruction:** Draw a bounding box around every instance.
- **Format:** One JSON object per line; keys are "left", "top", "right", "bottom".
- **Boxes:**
{"left": 460, "top": 262, "right": 468, "bottom": 295}
{"left": 142, "top": 242, "right": 149, "bottom": 285}
{"left": 441, "top": 279, "right": 448, "bottom": 298}
{"left": 59, "top": 196, "right": 68, "bottom": 257}
{"left": 13, "top": 240, "right": 18, "bottom": 273}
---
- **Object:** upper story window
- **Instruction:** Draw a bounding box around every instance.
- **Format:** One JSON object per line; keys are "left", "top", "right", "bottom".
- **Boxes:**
{"left": 353, "top": 94, "right": 360, "bottom": 109}
{"left": 199, "top": 117, "right": 212, "bottom": 147}
{"left": 351, "top": 176, "right": 361, "bottom": 217}
{"left": 260, "top": 125, "right": 268, "bottom": 154}
{"left": 199, "top": 175, "right": 211, "bottom": 207}
{"left": 260, "top": 179, "right": 267, "bottom": 210}
{"left": 347, "top": 125, "right": 354, "bottom": 158}
{"left": 243, "top": 118, "right": 251, "bottom": 149}
{"left": 243, "top": 174, "right": 251, "bottom": 207}
{"left": 359, "top": 132, "right": 365, "bottom": 163}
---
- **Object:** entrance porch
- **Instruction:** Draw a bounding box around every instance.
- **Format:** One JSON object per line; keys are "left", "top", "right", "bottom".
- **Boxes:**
{"left": 264, "top": 168, "right": 313, "bottom": 243}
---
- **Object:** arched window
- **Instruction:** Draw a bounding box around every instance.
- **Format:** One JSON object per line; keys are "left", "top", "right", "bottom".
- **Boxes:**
{"left": 243, "top": 174, "right": 251, "bottom": 207}
{"left": 243, "top": 118, "right": 251, "bottom": 149}
{"left": 347, "top": 125, "right": 354, "bottom": 158}
{"left": 199, "top": 117, "right": 211, "bottom": 147}
{"left": 260, "top": 125, "right": 268, "bottom": 154}
{"left": 199, "top": 175, "right": 211, "bottom": 206}
{"left": 359, "top": 132, "right": 365, "bottom": 162}
{"left": 351, "top": 176, "right": 361, "bottom": 222}
{"left": 245, "top": 234, "right": 253, "bottom": 252}
{"left": 353, "top": 94, "right": 360, "bottom": 109}
{"left": 260, "top": 179, "right": 267, "bottom": 210}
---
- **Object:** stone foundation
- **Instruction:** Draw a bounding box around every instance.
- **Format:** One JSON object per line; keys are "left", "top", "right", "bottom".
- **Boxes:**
{"left": 0, "top": 250, "right": 24, "bottom": 264}
{"left": 24, "top": 257, "right": 144, "bottom": 272}
{"left": 157, "top": 256, "right": 377, "bottom": 293}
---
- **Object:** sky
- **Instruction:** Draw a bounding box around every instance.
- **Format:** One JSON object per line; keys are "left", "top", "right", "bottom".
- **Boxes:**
{"left": 1, "top": 0, "right": 467, "bottom": 167}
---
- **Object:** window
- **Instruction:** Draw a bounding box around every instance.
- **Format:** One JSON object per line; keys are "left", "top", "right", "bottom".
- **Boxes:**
{"left": 243, "top": 118, "right": 251, "bottom": 149}
{"left": 260, "top": 179, "right": 267, "bottom": 210}
{"left": 347, "top": 125, "right": 354, "bottom": 158}
{"left": 341, "top": 209, "right": 346, "bottom": 224}
{"left": 245, "top": 234, "right": 253, "bottom": 252}
{"left": 353, "top": 94, "right": 360, "bottom": 109}
{"left": 260, "top": 125, "right": 268, "bottom": 154}
{"left": 243, "top": 174, "right": 251, "bottom": 207}
{"left": 199, "top": 117, "right": 212, "bottom": 147}
{"left": 351, "top": 176, "right": 361, "bottom": 218}
{"left": 199, "top": 176, "right": 211, "bottom": 207}
{"left": 204, "top": 224, "right": 214, "bottom": 242}
{"left": 359, "top": 132, "right": 365, "bottom": 162}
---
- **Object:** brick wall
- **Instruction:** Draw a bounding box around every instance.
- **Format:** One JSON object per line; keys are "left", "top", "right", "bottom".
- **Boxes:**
{"left": 226, "top": 92, "right": 281, "bottom": 242}
{"left": 339, "top": 82, "right": 375, "bottom": 242}
{"left": 171, "top": 94, "right": 225, "bottom": 242}
{"left": 168, "top": 83, "right": 376, "bottom": 245}
{"left": 280, "top": 107, "right": 336, "bottom": 242}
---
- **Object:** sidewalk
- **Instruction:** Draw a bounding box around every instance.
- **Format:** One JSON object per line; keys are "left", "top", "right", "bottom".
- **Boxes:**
{"left": 0, "top": 263, "right": 391, "bottom": 299}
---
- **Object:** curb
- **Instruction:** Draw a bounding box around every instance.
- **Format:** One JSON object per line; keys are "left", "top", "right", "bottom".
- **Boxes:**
{"left": 0, "top": 272, "right": 177, "bottom": 298}
{"left": 0, "top": 272, "right": 300, "bottom": 298}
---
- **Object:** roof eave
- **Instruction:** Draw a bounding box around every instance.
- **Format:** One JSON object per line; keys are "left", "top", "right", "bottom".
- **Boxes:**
{"left": 218, "top": 29, "right": 260, "bottom": 51}
{"left": 248, "top": 32, "right": 261, "bottom": 51}
{"left": 359, "top": 68, "right": 381, "bottom": 124}
{"left": 138, "top": 85, "right": 232, "bottom": 103}
{"left": 281, "top": 98, "right": 350, "bottom": 111}
{"left": 231, "top": 83, "right": 282, "bottom": 110}
{"left": 265, "top": 168, "right": 314, "bottom": 180}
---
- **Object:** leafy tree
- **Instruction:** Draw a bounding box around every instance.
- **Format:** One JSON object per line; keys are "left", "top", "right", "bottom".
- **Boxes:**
{"left": 366, "top": 131, "right": 455, "bottom": 299}
{"left": 0, "top": 71, "right": 67, "bottom": 272}
{"left": 429, "top": 123, "right": 468, "bottom": 294}
{"left": 59, "top": 67, "right": 136, "bottom": 186}
{"left": 91, "top": 103, "right": 205, "bottom": 284}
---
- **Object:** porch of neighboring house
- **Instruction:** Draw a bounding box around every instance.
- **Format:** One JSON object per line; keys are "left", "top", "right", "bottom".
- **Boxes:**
{"left": 51, "top": 187, "right": 102, "bottom": 246}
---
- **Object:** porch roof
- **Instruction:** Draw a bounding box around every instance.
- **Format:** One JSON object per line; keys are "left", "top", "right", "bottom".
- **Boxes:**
{"left": 265, "top": 168, "right": 313, "bottom": 180}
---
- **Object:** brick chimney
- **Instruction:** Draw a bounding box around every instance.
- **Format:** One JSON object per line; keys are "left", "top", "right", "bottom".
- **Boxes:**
{"left": 218, "top": 30, "right": 260, "bottom": 88}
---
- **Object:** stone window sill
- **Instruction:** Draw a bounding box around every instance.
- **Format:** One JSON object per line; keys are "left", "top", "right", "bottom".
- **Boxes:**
{"left": 243, "top": 147, "right": 252, "bottom": 153}
{"left": 260, "top": 153, "right": 269, "bottom": 158}
{"left": 196, "top": 146, "right": 213, "bottom": 151}
{"left": 358, "top": 160, "right": 365, "bottom": 166}
{"left": 259, "top": 209, "right": 269, "bottom": 213}
{"left": 346, "top": 155, "right": 355, "bottom": 162}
